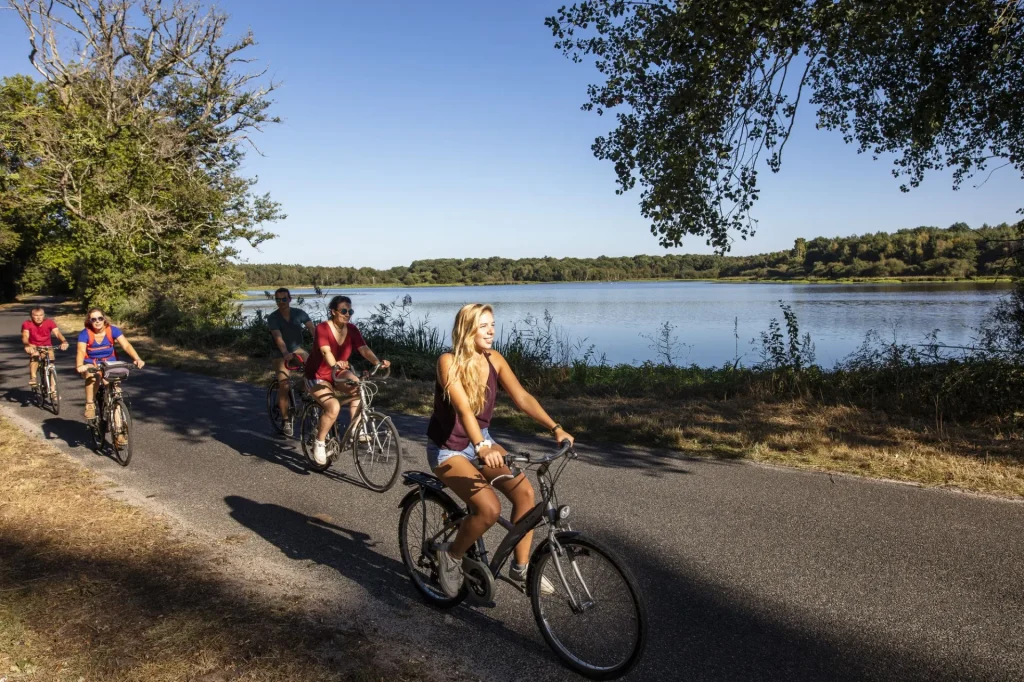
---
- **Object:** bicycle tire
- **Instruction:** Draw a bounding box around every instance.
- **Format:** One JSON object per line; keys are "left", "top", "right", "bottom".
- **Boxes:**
{"left": 398, "top": 490, "right": 467, "bottom": 608}
{"left": 266, "top": 380, "right": 294, "bottom": 436}
{"left": 110, "top": 399, "right": 133, "bottom": 466}
{"left": 31, "top": 366, "right": 43, "bottom": 406}
{"left": 298, "top": 400, "right": 334, "bottom": 472}
{"left": 351, "top": 410, "right": 402, "bottom": 492}
{"left": 529, "top": 535, "right": 648, "bottom": 680}
{"left": 48, "top": 366, "right": 60, "bottom": 415}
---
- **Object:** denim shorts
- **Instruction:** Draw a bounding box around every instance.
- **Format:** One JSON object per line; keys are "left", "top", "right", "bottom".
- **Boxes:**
{"left": 427, "top": 428, "right": 492, "bottom": 470}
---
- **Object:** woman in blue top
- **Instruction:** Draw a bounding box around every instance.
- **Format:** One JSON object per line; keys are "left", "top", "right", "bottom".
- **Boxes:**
{"left": 75, "top": 307, "right": 145, "bottom": 420}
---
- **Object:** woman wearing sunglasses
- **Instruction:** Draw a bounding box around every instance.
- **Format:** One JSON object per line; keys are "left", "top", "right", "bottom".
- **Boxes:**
{"left": 75, "top": 307, "right": 145, "bottom": 421}
{"left": 303, "top": 295, "right": 390, "bottom": 465}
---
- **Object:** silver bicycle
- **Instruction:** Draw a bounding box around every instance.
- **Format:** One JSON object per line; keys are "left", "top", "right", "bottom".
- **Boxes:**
{"left": 297, "top": 364, "right": 402, "bottom": 491}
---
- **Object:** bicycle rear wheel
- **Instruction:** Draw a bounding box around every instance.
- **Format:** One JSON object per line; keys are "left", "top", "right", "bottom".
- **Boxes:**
{"left": 110, "top": 399, "right": 133, "bottom": 467}
{"left": 397, "top": 490, "right": 467, "bottom": 608}
{"left": 47, "top": 366, "right": 60, "bottom": 415}
{"left": 299, "top": 400, "right": 337, "bottom": 472}
{"left": 351, "top": 410, "right": 402, "bottom": 491}
{"left": 530, "top": 535, "right": 647, "bottom": 680}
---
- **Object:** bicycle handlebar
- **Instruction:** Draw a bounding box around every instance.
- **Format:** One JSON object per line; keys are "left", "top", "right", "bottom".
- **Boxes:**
{"left": 502, "top": 439, "right": 575, "bottom": 468}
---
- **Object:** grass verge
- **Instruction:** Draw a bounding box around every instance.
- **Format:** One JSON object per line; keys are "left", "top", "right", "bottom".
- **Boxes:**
{"left": 0, "top": 413, "right": 446, "bottom": 682}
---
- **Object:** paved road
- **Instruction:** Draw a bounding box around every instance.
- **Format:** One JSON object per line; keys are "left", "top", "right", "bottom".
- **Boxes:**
{"left": 2, "top": 301, "right": 1024, "bottom": 681}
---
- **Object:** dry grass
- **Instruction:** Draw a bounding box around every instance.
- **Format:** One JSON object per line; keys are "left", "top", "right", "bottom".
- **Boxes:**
{"left": 370, "top": 382, "right": 1024, "bottom": 498}
{"left": 48, "top": 308, "right": 1024, "bottom": 499}
{"left": 0, "top": 415, "right": 447, "bottom": 682}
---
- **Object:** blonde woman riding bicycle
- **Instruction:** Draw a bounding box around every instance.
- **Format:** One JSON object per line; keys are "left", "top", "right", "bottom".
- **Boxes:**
{"left": 426, "top": 303, "right": 573, "bottom": 597}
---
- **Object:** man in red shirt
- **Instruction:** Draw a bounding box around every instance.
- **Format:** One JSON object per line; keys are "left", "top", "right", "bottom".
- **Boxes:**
{"left": 21, "top": 307, "right": 69, "bottom": 388}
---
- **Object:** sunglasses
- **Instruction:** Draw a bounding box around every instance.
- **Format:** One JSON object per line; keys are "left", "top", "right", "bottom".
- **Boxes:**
{"left": 335, "top": 308, "right": 354, "bottom": 315}
{"left": 90, "top": 316, "right": 105, "bottom": 322}
{"left": 274, "top": 297, "right": 289, "bottom": 303}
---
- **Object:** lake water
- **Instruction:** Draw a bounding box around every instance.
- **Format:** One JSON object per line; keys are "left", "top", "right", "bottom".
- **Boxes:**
{"left": 241, "top": 281, "right": 1012, "bottom": 367}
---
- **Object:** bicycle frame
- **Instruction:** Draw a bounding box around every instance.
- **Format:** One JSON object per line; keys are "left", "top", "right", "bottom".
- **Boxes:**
{"left": 406, "top": 443, "right": 585, "bottom": 598}
{"left": 36, "top": 348, "right": 55, "bottom": 391}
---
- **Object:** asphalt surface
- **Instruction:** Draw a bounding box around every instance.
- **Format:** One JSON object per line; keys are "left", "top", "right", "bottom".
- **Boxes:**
{"left": 2, "top": 301, "right": 1024, "bottom": 682}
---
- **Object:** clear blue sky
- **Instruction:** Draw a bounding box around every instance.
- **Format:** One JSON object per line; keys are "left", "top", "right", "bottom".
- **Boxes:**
{"left": 2, "top": 1, "right": 1021, "bottom": 269}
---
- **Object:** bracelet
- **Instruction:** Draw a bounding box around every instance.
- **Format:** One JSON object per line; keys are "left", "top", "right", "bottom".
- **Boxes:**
{"left": 550, "top": 423, "right": 562, "bottom": 433}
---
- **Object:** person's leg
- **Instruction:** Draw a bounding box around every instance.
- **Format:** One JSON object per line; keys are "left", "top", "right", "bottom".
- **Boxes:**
{"left": 433, "top": 455, "right": 502, "bottom": 559}
{"left": 27, "top": 347, "right": 39, "bottom": 386}
{"left": 333, "top": 369, "right": 361, "bottom": 423}
{"left": 83, "top": 373, "right": 96, "bottom": 418}
{"left": 309, "top": 383, "right": 340, "bottom": 442}
{"left": 490, "top": 466, "right": 537, "bottom": 566}
{"left": 273, "top": 357, "right": 290, "bottom": 419}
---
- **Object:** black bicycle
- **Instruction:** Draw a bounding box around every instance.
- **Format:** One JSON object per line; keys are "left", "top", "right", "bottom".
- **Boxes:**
{"left": 30, "top": 345, "right": 61, "bottom": 414}
{"left": 398, "top": 441, "right": 648, "bottom": 680}
{"left": 297, "top": 363, "right": 403, "bottom": 491}
{"left": 86, "top": 361, "right": 137, "bottom": 466}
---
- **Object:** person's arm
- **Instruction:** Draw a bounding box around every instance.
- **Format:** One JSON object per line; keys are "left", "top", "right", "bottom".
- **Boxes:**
{"left": 116, "top": 335, "right": 145, "bottom": 368}
{"left": 437, "top": 353, "right": 487, "bottom": 450}
{"left": 270, "top": 329, "right": 291, "bottom": 360}
{"left": 21, "top": 328, "right": 35, "bottom": 355}
{"left": 75, "top": 341, "right": 88, "bottom": 374}
{"left": 490, "top": 350, "right": 573, "bottom": 446}
{"left": 51, "top": 324, "right": 69, "bottom": 351}
{"left": 357, "top": 345, "right": 390, "bottom": 369}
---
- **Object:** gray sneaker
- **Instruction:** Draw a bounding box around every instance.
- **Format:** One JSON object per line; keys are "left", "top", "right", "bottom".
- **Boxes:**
{"left": 509, "top": 563, "right": 555, "bottom": 595}
{"left": 435, "top": 547, "right": 464, "bottom": 598}
{"left": 282, "top": 419, "right": 293, "bottom": 437}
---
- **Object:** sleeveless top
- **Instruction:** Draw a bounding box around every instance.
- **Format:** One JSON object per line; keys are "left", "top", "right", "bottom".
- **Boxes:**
{"left": 427, "top": 354, "right": 498, "bottom": 451}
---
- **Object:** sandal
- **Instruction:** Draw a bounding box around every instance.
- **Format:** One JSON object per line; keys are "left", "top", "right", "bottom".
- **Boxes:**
{"left": 84, "top": 401, "right": 96, "bottom": 420}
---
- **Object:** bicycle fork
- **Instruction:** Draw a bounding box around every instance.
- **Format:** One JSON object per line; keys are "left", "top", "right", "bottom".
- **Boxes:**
{"left": 545, "top": 532, "right": 598, "bottom": 613}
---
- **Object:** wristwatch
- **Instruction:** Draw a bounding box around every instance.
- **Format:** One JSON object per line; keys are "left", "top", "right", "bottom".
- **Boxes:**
{"left": 473, "top": 439, "right": 493, "bottom": 454}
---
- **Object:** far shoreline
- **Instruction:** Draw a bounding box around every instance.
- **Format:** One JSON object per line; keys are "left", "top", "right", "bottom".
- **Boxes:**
{"left": 237, "top": 275, "right": 1014, "bottom": 298}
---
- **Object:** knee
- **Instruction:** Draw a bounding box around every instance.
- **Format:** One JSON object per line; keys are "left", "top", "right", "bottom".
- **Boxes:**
{"left": 473, "top": 498, "right": 501, "bottom": 527}
{"left": 324, "top": 401, "right": 341, "bottom": 419}
{"left": 517, "top": 481, "right": 536, "bottom": 507}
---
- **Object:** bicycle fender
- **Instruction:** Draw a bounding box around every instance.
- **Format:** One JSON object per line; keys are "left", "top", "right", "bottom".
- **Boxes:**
{"left": 398, "top": 485, "right": 459, "bottom": 512}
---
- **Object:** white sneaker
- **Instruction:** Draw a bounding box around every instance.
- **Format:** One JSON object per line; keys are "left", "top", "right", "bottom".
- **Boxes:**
{"left": 313, "top": 440, "right": 328, "bottom": 465}
{"left": 282, "top": 419, "right": 293, "bottom": 437}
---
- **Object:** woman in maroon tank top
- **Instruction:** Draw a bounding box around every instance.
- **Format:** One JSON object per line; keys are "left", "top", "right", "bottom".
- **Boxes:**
{"left": 427, "top": 303, "right": 573, "bottom": 598}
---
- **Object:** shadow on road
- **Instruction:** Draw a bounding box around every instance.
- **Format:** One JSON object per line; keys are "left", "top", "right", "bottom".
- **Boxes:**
{"left": 40, "top": 416, "right": 94, "bottom": 449}
{"left": 594, "top": 528, "right": 1000, "bottom": 682}
{"left": 223, "top": 495, "right": 564, "bottom": 672}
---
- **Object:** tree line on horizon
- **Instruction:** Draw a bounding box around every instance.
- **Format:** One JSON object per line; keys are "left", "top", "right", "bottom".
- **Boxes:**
{"left": 240, "top": 222, "right": 1020, "bottom": 287}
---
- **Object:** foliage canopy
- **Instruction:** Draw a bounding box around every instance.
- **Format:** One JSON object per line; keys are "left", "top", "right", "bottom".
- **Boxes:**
{"left": 0, "top": 0, "right": 282, "bottom": 330}
{"left": 546, "top": 1, "right": 1024, "bottom": 250}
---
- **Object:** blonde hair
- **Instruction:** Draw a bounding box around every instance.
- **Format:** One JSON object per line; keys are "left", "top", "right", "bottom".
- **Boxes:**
{"left": 444, "top": 303, "right": 493, "bottom": 415}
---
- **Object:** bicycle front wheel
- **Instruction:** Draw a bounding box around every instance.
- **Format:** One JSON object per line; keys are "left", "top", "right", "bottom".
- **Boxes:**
{"left": 351, "top": 410, "right": 402, "bottom": 492}
{"left": 110, "top": 400, "right": 133, "bottom": 467}
{"left": 48, "top": 366, "right": 60, "bottom": 415}
{"left": 266, "top": 380, "right": 291, "bottom": 436}
{"left": 530, "top": 535, "right": 648, "bottom": 680}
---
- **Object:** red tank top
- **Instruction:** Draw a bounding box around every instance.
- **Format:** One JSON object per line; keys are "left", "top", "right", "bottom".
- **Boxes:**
{"left": 427, "top": 354, "right": 498, "bottom": 450}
